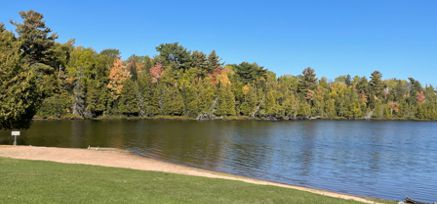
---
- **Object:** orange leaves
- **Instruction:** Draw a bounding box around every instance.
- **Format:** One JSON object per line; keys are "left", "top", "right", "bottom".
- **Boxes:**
{"left": 305, "top": 90, "right": 315, "bottom": 101}
{"left": 359, "top": 93, "right": 368, "bottom": 104}
{"left": 209, "top": 66, "right": 232, "bottom": 86}
{"left": 388, "top": 101, "right": 400, "bottom": 113}
{"left": 107, "top": 58, "right": 130, "bottom": 99}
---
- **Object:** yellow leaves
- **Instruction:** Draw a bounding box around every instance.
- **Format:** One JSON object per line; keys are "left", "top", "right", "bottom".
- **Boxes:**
{"left": 359, "top": 93, "right": 368, "bottom": 104}
{"left": 242, "top": 85, "right": 250, "bottom": 95}
{"left": 209, "top": 66, "right": 233, "bottom": 86}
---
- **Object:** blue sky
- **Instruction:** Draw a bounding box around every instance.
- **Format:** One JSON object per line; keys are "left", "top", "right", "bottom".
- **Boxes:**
{"left": 1, "top": 0, "right": 436, "bottom": 86}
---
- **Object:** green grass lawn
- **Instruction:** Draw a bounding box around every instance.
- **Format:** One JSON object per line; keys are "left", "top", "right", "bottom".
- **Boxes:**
{"left": 0, "top": 157, "right": 367, "bottom": 204}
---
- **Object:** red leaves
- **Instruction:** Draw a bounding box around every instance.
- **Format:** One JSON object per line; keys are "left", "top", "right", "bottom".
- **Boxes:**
{"left": 416, "top": 91, "right": 426, "bottom": 104}
{"left": 150, "top": 62, "right": 163, "bottom": 83}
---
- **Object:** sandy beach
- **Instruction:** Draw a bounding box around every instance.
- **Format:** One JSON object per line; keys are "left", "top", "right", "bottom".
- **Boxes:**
{"left": 0, "top": 145, "right": 381, "bottom": 204}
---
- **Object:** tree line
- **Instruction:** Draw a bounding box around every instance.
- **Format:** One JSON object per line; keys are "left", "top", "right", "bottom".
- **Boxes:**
{"left": 1, "top": 11, "right": 437, "bottom": 129}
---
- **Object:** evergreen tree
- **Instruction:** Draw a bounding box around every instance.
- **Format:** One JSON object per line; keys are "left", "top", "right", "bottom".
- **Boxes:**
{"left": 369, "top": 71, "right": 385, "bottom": 108}
{"left": 2, "top": 10, "right": 437, "bottom": 122}
{"left": 160, "top": 85, "right": 184, "bottom": 115}
{"left": 126, "top": 57, "right": 138, "bottom": 81}
{"left": 66, "top": 47, "right": 99, "bottom": 118}
{"left": 215, "top": 84, "right": 236, "bottom": 116}
{"left": 117, "top": 80, "right": 140, "bottom": 116}
{"left": 196, "top": 78, "right": 216, "bottom": 116}
{"left": 207, "top": 50, "right": 221, "bottom": 73}
{"left": 0, "top": 12, "right": 56, "bottom": 129}
{"left": 239, "top": 85, "right": 258, "bottom": 116}
{"left": 37, "top": 91, "right": 72, "bottom": 119}
{"left": 191, "top": 51, "right": 209, "bottom": 77}
{"left": 11, "top": 10, "right": 58, "bottom": 67}
{"left": 156, "top": 43, "right": 191, "bottom": 70}
{"left": 233, "top": 62, "right": 267, "bottom": 84}
{"left": 86, "top": 79, "right": 108, "bottom": 117}
{"left": 298, "top": 67, "right": 317, "bottom": 97}
{"left": 260, "top": 89, "right": 280, "bottom": 118}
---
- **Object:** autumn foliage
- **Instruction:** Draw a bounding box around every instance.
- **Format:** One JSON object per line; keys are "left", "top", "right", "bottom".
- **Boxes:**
{"left": 107, "top": 58, "right": 131, "bottom": 99}
{"left": 149, "top": 62, "right": 163, "bottom": 83}
{"left": 209, "top": 66, "right": 231, "bottom": 86}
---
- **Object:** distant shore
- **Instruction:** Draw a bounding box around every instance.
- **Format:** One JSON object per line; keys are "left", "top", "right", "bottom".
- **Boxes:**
{"left": 32, "top": 115, "right": 436, "bottom": 122}
{"left": 0, "top": 145, "right": 383, "bottom": 204}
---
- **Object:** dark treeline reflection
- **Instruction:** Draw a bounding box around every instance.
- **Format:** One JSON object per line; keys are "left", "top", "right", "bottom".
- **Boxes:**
{"left": 1, "top": 120, "right": 437, "bottom": 202}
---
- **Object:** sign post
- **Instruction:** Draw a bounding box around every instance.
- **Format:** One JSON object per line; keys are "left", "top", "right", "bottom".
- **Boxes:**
{"left": 11, "top": 131, "right": 20, "bottom": 146}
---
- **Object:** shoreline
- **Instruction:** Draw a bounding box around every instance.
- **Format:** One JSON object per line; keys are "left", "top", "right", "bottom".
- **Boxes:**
{"left": 32, "top": 115, "right": 437, "bottom": 122}
{"left": 0, "top": 145, "right": 382, "bottom": 204}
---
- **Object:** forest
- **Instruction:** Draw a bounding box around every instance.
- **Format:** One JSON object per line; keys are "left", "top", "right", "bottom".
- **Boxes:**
{"left": 1, "top": 10, "right": 437, "bottom": 129}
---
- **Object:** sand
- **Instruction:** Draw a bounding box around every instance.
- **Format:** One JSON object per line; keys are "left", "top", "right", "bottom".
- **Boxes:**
{"left": 0, "top": 145, "right": 381, "bottom": 204}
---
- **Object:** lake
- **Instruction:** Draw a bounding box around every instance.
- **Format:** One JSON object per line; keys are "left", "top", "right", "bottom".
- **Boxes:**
{"left": 1, "top": 120, "right": 436, "bottom": 202}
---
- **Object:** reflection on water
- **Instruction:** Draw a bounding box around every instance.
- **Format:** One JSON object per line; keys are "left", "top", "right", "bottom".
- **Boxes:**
{"left": 1, "top": 120, "right": 437, "bottom": 202}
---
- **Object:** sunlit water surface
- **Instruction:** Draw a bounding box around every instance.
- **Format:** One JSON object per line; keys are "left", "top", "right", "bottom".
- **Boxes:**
{"left": 1, "top": 120, "right": 436, "bottom": 202}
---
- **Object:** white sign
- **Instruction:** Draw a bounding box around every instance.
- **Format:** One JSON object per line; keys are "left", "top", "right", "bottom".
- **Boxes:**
{"left": 11, "top": 131, "right": 20, "bottom": 136}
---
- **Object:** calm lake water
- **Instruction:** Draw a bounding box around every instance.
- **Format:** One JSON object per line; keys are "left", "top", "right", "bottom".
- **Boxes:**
{"left": 1, "top": 120, "right": 436, "bottom": 202}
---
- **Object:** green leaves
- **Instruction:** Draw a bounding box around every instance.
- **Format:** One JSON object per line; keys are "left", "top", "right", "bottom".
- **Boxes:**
{"left": 232, "top": 62, "right": 267, "bottom": 84}
{"left": 1, "top": 10, "right": 437, "bottom": 124}
{"left": 0, "top": 67, "right": 43, "bottom": 129}
{"left": 0, "top": 11, "right": 56, "bottom": 129}
{"left": 117, "top": 80, "right": 140, "bottom": 116}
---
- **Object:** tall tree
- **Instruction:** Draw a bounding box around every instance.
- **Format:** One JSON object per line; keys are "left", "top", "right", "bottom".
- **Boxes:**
{"left": 66, "top": 47, "right": 99, "bottom": 118}
{"left": 156, "top": 43, "right": 191, "bottom": 70}
{"left": 117, "top": 80, "right": 140, "bottom": 116}
{"left": 160, "top": 85, "right": 184, "bottom": 116}
{"left": 232, "top": 62, "right": 267, "bottom": 84}
{"left": 86, "top": 79, "right": 108, "bottom": 117}
{"left": 207, "top": 50, "right": 221, "bottom": 73}
{"left": 0, "top": 11, "right": 57, "bottom": 129}
{"left": 369, "top": 71, "right": 385, "bottom": 107}
{"left": 215, "top": 83, "right": 236, "bottom": 116}
{"left": 107, "top": 58, "right": 131, "bottom": 101}
{"left": 11, "top": 10, "right": 58, "bottom": 67}
{"left": 298, "top": 67, "right": 318, "bottom": 98}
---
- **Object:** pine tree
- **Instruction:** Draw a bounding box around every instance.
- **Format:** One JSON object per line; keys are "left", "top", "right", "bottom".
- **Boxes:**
{"left": 160, "top": 85, "right": 184, "bottom": 116}
{"left": 298, "top": 67, "right": 317, "bottom": 97}
{"left": 143, "top": 83, "right": 160, "bottom": 116}
{"left": 239, "top": 85, "right": 258, "bottom": 116}
{"left": 260, "top": 89, "right": 280, "bottom": 118}
{"left": 197, "top": 78, "right": 215, "bottom": 115}
{"left": 117, "top": 80, "right": 140, "bottom": 116}
{"left": 233, "top": 62, "right": 267, "bottom": 84}
{"left": 207, "top": 50, "right": 221, "bottom": 73}
{"left": 126, "top": 58, "right": 138, "bottom": 81}
{"left": 66, "top": 47, "right": 99, "bottom": 118}
{"left": 37, "top": 92, "right": 72, "bottom": 119}
{"left": 156, "top": 43, "right": 191, "bottom": 70}
{"left": 183, "top": 82, "right": 202, "bottom": 117}
{"left": 0, "top": 13, "right": 56, "bottom": 129}
{"left": 369, "top": 71, "right": 384, "bottom": 108}
{"left": 86, "top": 79, "right": 107, "bottom": 117}
{"left": 215, "top": 84, "right": 236, "bottom": 116}
{"left": 191, "top": 51, "right": 209, "bottom": 77}
{"left": 11, "top": 10, "right": 58, "bottom": 67}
